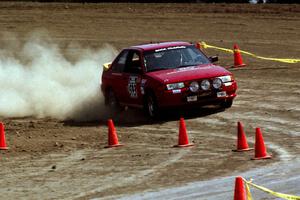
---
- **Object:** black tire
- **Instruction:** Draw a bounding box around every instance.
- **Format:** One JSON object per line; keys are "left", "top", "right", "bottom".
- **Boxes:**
{"left": 221, "top": 99, "right": 233, "bottom": 109}
{"left": 145, "top": 93, "right": 159, "bottom": 119}
{"left": 106, "top": 89, "right": 122, "bottom": 111}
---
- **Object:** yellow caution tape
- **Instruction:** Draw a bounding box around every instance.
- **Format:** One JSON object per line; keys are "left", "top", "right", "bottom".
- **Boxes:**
{"left": 244, "top": 179, "right": 253, "bottom": 200}
{"left": 242, "top": 178, "right": 300, "bottom": 200}
{"left": 200, "top": 42, "right": 234, "bottom": 54}
{"left": 199, "top": 41, "right": 300, "bottom": 64}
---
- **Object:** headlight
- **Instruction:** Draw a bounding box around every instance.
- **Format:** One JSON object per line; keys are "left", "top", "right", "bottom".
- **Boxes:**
{"left": 166, "top": 82, "right": 185, "bottom": 90}
{"left": 201, "top": 79, "right": 210, "bottom": 90}
{"left": 212, "top": 78, "right": 222, "bottom": 89}
{"left": 218, "top": 75, "right": 232, "bottom": 83}
{"left": 189, "top": 81, "right": 199, "bottom": 92}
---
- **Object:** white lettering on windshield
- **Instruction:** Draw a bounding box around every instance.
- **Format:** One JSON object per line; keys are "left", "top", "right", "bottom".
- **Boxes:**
{"left": 167, "top": 46, "right": 186, "bottom": 50}
{"left": 155, "top": 46, "right": 186, "bottom": 52}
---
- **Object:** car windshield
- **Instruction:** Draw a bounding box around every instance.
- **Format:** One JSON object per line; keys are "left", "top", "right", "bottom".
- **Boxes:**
{"left": 144, "top": 45, "right": 210, "bottom": 72}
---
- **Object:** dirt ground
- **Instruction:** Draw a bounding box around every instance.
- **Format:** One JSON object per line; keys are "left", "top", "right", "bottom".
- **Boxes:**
{"left": 0, "top": 2, "right": 299, "bottom": 199}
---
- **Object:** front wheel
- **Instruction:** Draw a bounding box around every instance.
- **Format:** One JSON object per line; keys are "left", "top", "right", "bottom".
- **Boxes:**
{"left": 221, "top": 99, "right": 233, "bottom": 109}
{"left": 145, "top": 93, "right": 159, "bottom": 119}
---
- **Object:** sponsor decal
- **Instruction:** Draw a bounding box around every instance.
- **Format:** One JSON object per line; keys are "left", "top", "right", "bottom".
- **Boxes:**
{"left": 187, "top": 96, "right": 197, "bottom": 102}
{"left": 141, "top": 79, "right": 147, "bottom": 84}
{"left": 172, "top": 89, "right": 181, "bottom": 94}
{"left": 128, "top": 76, "right": 138, "bottom": 98}
{"left": 217, "top": 91, "right": 227, "bottom": 97}
{"left": 140, "top": 79, "right": 147, "bottom": 95}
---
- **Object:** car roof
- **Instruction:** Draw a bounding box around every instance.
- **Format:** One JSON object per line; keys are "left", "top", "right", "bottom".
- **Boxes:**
{"left": 130, "top": 41, "right": 192, "bottom": 51}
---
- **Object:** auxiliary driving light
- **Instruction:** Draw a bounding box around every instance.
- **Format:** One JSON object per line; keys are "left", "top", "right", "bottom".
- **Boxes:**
{"left": 201, "top": 79, "right": 210, "bottom": 91}
{"left": 189, "top": 81, "right": 199, "bottom": 92}
{"left": 212, "top": 78, "right": 222, "bottom": 89}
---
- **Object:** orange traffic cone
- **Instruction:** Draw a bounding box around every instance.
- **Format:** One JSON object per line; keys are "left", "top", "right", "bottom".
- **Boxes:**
{"left": 233, "top": 44, "right": 246, "bottom": 68}
{"left": 105, "top": 119, "right": 123, "bottom": 148}
{"left": 233, "top": 176, "right": 246, "bottom": 200}
{"left": 195, "top": 42, "right": 202, "bottom": 50}
{"left": 0, "top": 122, "right": 8, "bottom": 150}
{"left": 233, "top": 122, "right": 253, "bottom": 152}
{"left": 174, "top": 118, "right": 194, "bottom": 147}
{"left": 252, "top": 128, "right": 271, "bottom": 160}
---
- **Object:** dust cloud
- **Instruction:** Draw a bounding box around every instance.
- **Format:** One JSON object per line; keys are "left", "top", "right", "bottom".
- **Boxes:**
{"left": 0, "top": 31, "right": 117, "bottom": 121}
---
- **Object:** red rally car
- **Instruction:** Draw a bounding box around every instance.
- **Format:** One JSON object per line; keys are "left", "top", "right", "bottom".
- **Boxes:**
{"left": 101, "top": 41, "right": 237, "bottom": 118}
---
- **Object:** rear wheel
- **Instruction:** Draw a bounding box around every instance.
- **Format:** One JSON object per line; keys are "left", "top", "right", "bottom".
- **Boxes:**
{"left": 106, "top": 89, "right": 122, "bottom": 111}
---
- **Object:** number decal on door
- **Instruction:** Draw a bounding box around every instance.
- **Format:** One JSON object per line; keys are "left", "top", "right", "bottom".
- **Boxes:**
{"left": 128, "top": 76, "right": 138, "bottom": 98}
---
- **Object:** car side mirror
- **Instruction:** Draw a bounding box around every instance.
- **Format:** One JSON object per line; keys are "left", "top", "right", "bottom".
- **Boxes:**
{"left": 209, "top": 56, "right": 218, "bottom": 63}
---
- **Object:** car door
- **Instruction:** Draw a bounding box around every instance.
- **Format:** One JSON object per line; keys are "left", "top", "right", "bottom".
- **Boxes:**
{"left": 108, "top": 49, "right": 130, "bottom": 105}
{"left": 121, "top": 50, "right": 144, "bottom": 107}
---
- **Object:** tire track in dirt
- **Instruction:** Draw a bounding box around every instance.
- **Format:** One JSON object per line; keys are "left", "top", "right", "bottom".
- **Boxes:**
{"left": 73, "top": 144, "right": 192, "bottom": 199}
{"left": 0, "top": 126, "right": 193, "bottom": 199}
{"left": 98, "top": 126, "right": 293, "bottom": 200}
{"left": 118, "top": 159, "right": 300, "bottom": 200}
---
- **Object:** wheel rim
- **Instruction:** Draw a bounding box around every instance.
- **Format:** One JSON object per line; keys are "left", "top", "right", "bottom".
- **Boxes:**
{"left": 147, "top": 97, "right": 154, "bottom": 117}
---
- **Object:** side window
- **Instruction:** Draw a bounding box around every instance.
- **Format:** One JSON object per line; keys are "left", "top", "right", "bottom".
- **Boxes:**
{"left": 191, "top": 47, "right": 210, "bottom": 64}
{"left": 112, "top": 50, "right": 129, "bottom": 73}
{"left": 124, "top": 51, "right": 142, "bottom": 74}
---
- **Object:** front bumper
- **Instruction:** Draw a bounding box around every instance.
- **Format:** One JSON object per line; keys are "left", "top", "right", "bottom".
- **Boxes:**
{"left": 157, "top": 81, "right": 237, "bottom": 108}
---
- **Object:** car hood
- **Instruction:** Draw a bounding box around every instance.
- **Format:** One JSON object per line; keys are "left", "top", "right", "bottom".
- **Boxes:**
{"left": 146, "top": 64, "right": 231, "bottom": 83}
